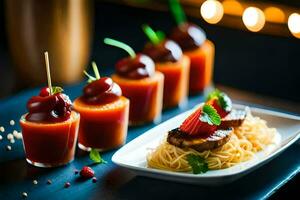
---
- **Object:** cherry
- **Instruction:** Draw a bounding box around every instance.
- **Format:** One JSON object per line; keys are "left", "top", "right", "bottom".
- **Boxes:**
{"left": 82, "top": 77, "right": 122, "bottom": 105}
{"left": 115, "top": 53, "right": 155, "bottom": 79}
{"left": 169, "top": 22, "right": 206, "bottom": 51}
{"left": 26, "top": 88, "right": 72, "bottom": 123}
{"left": 39, "top": 87, "right": 50, "bottom": 97}
{"left": 27, "top": 95, "right": 58, "bottom": 113}
{"left": 143, "top": 39, "right": 182, "bottom": 63}
{"left": 84, "top": 78, "right": 113, "bottom": 98}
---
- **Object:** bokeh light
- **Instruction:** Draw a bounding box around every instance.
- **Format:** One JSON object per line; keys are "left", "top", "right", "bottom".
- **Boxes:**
{"left": 242, "top": 7, "right": 265, "bottom": 32}
{"left": 288, "top": 13, "right": 300, "bottom": 38}
{"left": 200, "top": 0, "right": 224, "bottom": 24}
{"left": 222, "top": 0, "right": 243, "bottom": 16}
{"left": 264, "top": 7, "right": 285, "bottom": 23}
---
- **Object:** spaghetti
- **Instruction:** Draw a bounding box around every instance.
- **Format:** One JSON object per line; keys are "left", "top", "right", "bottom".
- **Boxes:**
{"left": 147, "top": 112, "right": 277, "bottom": 172}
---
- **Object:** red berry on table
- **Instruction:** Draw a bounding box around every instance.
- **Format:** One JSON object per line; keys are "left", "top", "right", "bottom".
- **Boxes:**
{"left": 64, "top": 182, "right": 71, "bottom": 188}
{"left": 80, "top": 166, "right": 95, "bottom": 179}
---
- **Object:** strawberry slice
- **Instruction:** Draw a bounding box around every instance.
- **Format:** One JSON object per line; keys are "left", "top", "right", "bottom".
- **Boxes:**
{"left": 179, "top": 107, "right": 217, "bottom": 136}
{"left": 206, "top": 90, "right": 232, "bottom": 118}
{"left": 207, "top": 98, "right": 228, "bottom": 118}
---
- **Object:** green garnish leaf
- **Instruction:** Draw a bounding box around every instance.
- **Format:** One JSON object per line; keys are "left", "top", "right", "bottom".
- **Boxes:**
{"left": 52, "top": 86, "right": 64, "bottom": 94}
{"left": 142, "top": 24, "right": 163, "bottom": 45}
{"left": 187, "top": 154, "right": 208, "bottom": 174}
{"left": 89, "top": 149, "right": 107, "bottom": 164}
{"left": 169, "top": 0, "right": 187, "bottom": 25}
{"left": 206, "top": 89, "right": 232, "bottom": 112}
{"left": 200, "top": 104, "right": 221, "bottom": 125}
{"left": 104, "top": 38, "right": 136, "bottom": 58}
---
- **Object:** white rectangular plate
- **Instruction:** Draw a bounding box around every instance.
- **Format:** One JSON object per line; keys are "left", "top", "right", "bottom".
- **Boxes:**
{"left": 112, "top": 104, "right": 300, "bottom": 185}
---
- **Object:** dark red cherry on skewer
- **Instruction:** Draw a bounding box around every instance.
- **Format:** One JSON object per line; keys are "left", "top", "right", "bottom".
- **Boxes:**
{"left": 26, "top": 89, "right": 72, "bottom": 123}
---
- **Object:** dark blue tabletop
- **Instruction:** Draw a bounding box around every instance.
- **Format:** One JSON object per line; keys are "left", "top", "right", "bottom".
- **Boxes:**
{"left": 0, "top": 83, "right": 299, "bottom": 200}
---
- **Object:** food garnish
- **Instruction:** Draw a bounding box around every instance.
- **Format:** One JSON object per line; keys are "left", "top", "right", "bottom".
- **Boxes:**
{"left": 179, "top": 104, "right": 220, "bottom": 135}
{"left": 89, "top": 149, "right": 107, "bottom": 164}
{"left": 82, "top": 62, "right": 122, "bottom": 104}
{"left": 104, "top": 38, "right": 155, "bottom": 79}
{"left": 186, "top": 154, "right": 208, "bottom": 174}
{"left": 206, "top": 89, "right": 232, "bottom": 118}
{"left": 142, "top": 24, "right": 183, "bottom": 63}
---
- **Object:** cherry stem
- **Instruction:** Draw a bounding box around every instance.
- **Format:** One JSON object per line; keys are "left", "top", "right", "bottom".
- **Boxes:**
{"left": 44, "top": 51, "right": 53, "bottom": 95}
{"left": 92, "top": 61, "right": 101, "bottom": 80}
{"left": 169, "top": 0, "right": 186, "bottom": 25}
{"left": 104, "top": 38, "right": 136, "bottom": 58}
{"left": 142, "top": 24, "right": 160, "bottom": 45}
{"left": 83, "top": 70, "right": 96, "bottom": 82}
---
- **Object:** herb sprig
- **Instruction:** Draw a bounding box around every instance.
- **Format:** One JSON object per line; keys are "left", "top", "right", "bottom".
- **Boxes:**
{"left": 187, "top": 154, "right": 208, "bottom": 174}
{"left": 89, "top": 149, "right": 107, "bottom": 164}
{"left": 52, "top": 86, "right": 64, "bottom": 94}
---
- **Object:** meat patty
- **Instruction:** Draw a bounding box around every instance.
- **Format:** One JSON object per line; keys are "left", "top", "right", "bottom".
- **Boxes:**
{"left": 220, "top": 109, "right": 247, "bottom": 129}
{"left": 167, "top": 128, "right": 233, "bottom": 152}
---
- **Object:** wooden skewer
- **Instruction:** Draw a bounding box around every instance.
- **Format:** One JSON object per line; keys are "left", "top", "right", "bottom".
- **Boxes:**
{"left": 44, "top": 51, "right": 53, "bottom": 95}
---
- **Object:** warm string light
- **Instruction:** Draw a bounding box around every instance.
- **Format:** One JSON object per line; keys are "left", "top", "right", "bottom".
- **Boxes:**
{"left": 199, "top": 0, "right": 300, "bottom": 38}
{"left": 242, "top": 7, "right": 265, "bottom": 32}
{"left": 264, "top": 7, "right": 285, "bottom": 23}
{"left": 200, "top": 0, "right": 224, "bottom": 24}
{"left": 222, "top": 0, "right": 243, "bottom": 16}
{"left": 288, "top": 13, "right": 300, "bottom": 38}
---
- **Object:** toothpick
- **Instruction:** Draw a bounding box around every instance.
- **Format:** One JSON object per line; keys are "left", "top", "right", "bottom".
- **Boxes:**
{"left": 44, "top": 52, "right": 53, "bottom": 95}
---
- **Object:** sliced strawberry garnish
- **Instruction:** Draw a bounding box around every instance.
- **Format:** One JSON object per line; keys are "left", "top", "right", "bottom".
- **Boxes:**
{"left": 207, "top": 98, "right": 228, "bottom": 118}
{"left": 179, "top": 105, "right": 220, "bottom": 136}
{"left": 206, "top": 90, "right": 232, "bottom": 118}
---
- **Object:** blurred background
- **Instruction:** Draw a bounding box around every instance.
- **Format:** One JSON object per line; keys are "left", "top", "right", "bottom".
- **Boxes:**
{"left": 0, "top": 0, "right": 299, "bottom": 102}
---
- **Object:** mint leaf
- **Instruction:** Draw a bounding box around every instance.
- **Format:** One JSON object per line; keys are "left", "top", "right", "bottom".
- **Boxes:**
{"left": 52, "top": 86, "right": 63, "bottom": 94}
{"left": 89, "top": 149, "right": 107, "bottom": 164}
{"left": 187, "top": 154, "right": 208, "bottom": 174}
{"left": 200, "top": 104, "right": 221, "bottom": 125}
